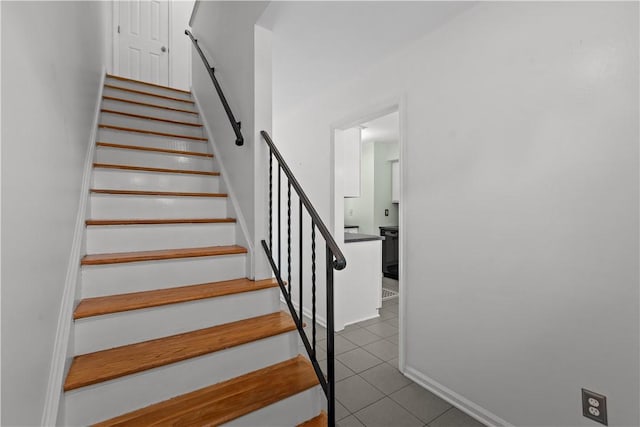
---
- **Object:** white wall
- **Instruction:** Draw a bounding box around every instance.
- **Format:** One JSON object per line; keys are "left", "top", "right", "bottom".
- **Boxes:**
{"left": 170, "top": 0, "right": 195, "bottom": 90}
{"left": 190, "top": 1, "right": 271, "bottom": 279}
{"left": 269, "top": 2, "right": 639, "bottom": 426}
{"left": 1, "top": 1, "right": 108, "bottom": 425}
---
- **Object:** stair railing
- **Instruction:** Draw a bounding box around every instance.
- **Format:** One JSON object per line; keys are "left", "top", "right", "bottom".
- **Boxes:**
{"left": 185, "top": 29, "right": 244, "bottom": 146}
{"left": 260, "top": 130, "right": 346, "bottom": 427}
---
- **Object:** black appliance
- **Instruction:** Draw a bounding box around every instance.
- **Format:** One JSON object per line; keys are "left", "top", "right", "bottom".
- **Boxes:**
{"left": 380, "top": 226, "right": 398, "bottom": 279}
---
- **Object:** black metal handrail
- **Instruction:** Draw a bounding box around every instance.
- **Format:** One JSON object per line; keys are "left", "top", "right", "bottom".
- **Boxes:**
{"left": 185, "top": 29, "right": 244, "bottom": 146}
{"left": 260, "top": 130, "right": 346, "bottom": 427}
{"left": 261, "top": 132, "right": 346, "bottom": 270}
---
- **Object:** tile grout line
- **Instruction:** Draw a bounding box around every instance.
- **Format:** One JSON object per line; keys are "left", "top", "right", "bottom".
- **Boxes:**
{"left": 350, "top": 363, "right": 431, "bottom": 424}
{"left": 385, "top": 383, "right": 453, "bottom": 426}
{"left": 425, "top": 406, "right": 456, "bottom": 427}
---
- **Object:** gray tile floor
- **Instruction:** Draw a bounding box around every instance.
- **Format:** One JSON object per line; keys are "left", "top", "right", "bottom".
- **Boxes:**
{"left": 295, "top": 286, "right": 485, "bottom": 427}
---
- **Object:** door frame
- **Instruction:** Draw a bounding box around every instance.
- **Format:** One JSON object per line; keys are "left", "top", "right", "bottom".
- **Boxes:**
{"left": 112, "top": 0, "right": 119, "bottom": 74}
{"left": 329, "top": 94, "right": 408, "bottom": 373}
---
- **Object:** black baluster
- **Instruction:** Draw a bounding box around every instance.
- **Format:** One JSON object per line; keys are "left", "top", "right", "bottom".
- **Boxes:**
{"left": 278, "top": 165, "right": 281, "bottom": 273}
{"left": 299, "top": 199, "right": 303, "bottom": 324}
{"left": 311, "top": 222, "right": 316, "bottom": 354}
{"left": 287, "top": 182, "right": 292, "bottom": 296}
{"left": 269, "top": 149, "right": 273, "bottom": 250}
{"left": 326, "top": 245, "right": 336, "bottom": 427}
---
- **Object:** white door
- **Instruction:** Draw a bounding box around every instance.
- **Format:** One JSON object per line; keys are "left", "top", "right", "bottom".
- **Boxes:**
{"left": 117, "top": 0, "right": 169, "bottom": 85}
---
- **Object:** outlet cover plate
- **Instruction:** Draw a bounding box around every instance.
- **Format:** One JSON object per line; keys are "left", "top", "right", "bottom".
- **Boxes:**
{"left": 582, "top": 388, "right": 607, "bottom": 425}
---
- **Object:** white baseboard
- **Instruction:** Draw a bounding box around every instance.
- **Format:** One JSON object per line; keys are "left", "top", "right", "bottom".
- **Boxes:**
{"left": 40, "top": 68, "right": 107, "bottom": 427}
{"left": 343, "top": 313, "right": 379, "bottom": 329}
{"left": 191, "top": 90, "right": 254, "bottom": 279}
{"left": 403, "top": 365, "right": 513, "bottom": 427}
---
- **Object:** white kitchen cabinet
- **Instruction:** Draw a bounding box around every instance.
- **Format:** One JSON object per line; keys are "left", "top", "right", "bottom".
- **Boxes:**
{"left": 391, "top": 159, "right": 399, "bottom": 203}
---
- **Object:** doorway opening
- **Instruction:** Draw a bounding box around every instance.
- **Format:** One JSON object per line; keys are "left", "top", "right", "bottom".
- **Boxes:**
{"left": 334, "top": 108, "right": 401, "bottom": 301}
{"left": 331, "top": 102, "right": 404, "bottom": 372}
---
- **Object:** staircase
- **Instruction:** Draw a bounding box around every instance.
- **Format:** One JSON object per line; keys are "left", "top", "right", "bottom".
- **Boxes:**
{"left": 62, "top": 74, "right": 326, "bottom": 426}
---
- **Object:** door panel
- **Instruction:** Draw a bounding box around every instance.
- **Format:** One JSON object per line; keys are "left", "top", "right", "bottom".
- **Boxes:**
{"left": 118, "top": 0, "right": 169, "bottom": 85}
{"left": 128, "top": 47, "right": 141, "bottom": 80}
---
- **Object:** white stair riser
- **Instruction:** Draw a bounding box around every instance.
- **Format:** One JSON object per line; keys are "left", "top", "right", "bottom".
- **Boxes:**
{"left": 101, "top": 112, "right": 205, "bottom": 138}
{"left": 103, "top": 87, "right": 197, "bottom": 112}
{"left": 102, "top": 98, "right": 201, "bottom": 124}
{"left": 86, "top": 223, "right": 235, "bottom": 253}
{"left": 81, "top": 254, "right": 246, "bottom": 298}
{"left": 105, "top": 77, "right": 192, "bottom": 101}
{"left": 89, "top": 194, "right": 227, "bottom": 219}
{"left": 223, "top": 386, "right": 323, "bottom": 427}
{"left": 92, "top": 169, "right": 220, "bottom": 193}
{"left": 98, "top": 128, "right": 208, "bottom": 153}
{"left": 96, "top": 147, "right": 213, "bottom": 171}
{"left": 75, "top": 287, "right": 280, "bottom": 354}
{"left": 64, "top": 332, "right": 299, "bottom": 427}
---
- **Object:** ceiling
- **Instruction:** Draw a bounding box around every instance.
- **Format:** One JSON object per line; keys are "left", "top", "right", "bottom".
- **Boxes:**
{"left": 258, "top": 1, "right": 476, "bottom": 115}
{"left": 360, "top": 111, "right": 399, "bottom": 144}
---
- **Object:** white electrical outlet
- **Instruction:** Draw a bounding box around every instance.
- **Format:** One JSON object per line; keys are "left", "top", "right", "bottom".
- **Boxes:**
{"left": 582, "top": 389, "right": 607, "bottom": 425}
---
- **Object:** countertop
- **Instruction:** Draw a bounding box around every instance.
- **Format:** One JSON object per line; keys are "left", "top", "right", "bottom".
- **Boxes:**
{"left": 344, "top": 232, "right": 384, "bottom": 243}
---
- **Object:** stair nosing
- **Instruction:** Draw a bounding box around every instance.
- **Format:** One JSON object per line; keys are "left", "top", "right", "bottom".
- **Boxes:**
{"left": 73, "top": 278, "right": 279, "bottom": 319}
{"left": 298, "top": 411, "right": 329, "bottom": 427}
{"left": 104, "top": 84, "right": 195, "bottom": 104}
{"left": 106, "top": 74, "right": 191, "bottom": 95}
{"left": 91, "top": 355, "right": 318, "bottom": 426}
{"left": 101, "top": 109, "right": 203, "bottom": 127}
{"left": 90, "top": 189, "right": 227, "bottom": 198}
{"left": 81, "top": 245, "right": 247, "bottom": 266}
{"left": 85, "top": 218, "right": 236, "bottom": 226}
{"left": 64, "top": 311, "right": 297, "bottom": 391}
{"left": 93, "top": 163, "right": 220, "bottom": 176}
{"left": 96, "top": 142, "right": 213, "bottom": 158}
{"left": 102, "top": 96, "right": 199, "bottom": 115}
{"left": 98, "top": 124, "right": 207, "bottom": 141}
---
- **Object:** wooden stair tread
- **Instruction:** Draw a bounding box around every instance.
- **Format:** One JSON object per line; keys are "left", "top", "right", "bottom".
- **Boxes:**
{"left": 81, "top": 245, "right": 247, "bottom": 266}
{"left": 103, "top": 96, "right": 198, "bottom": 115}
{"left": 298, "top": 411, "right": 328, "bottom": 427}
{"left": 74, "top": 278, "right": 279, "bottom": 319}
{"left": 96, "top": 142, "right": 213, "bottom": 158}
{"left": 93, "top": 163, "right": 220, "bottom": 176}
{"left": 99, "top": 124, "right": 207, "bottom": 141}
{"left": 90, "top": 189, "right": 227, "bottom": 197}
{"left": 92, "top": 355, "right": 319, "bottom": 426}
{"left": 101, "top": 109, "right": 202, "bottom": 127}
{"left": 106, "top": 74, "right": 191, "bottom": 94}
{"left": 104, "top": 84, "right": 194, "bottom": 104}
{"left": 86, "top": 218, "right": 235, "bottom": 226}
{"left": 64, "top": 311, "right": 296, "bottom": 391}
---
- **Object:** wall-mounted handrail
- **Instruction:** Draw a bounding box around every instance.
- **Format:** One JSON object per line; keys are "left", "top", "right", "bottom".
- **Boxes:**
{"left": 261, "top": 131, "right": 346, "bottom": 270}
{"left": 185, "top": 29, "right": 244, "bottom": 146}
